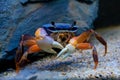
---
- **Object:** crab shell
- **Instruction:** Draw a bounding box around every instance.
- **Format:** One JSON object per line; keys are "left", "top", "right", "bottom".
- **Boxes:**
{"left": 42, "top": 23, "right": 79, "bottom": 46}
{"left": 42, "top": 23, "right": 78, "bottom": 34}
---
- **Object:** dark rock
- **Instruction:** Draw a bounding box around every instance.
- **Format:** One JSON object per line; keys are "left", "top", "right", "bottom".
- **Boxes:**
{"left": 0, "top": 48, "right": 16, "bottom": 73}
{"left": 0, "top": 0, "right": 98, "bottom": 72}
{"left": 76, "top": 0, "right": 95, "bottom": 4}
{"left": 94, "top": 0, "right": 120, "bottom": 27}
{"left": 20, "top": 0, "right": 28, "bottom": 4}
{"left": 20, "top": 0, "right": 54, "bottom": 5}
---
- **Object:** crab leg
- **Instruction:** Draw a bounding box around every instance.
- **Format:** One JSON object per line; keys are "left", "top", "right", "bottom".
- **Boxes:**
{"left": 92, "top": 46, "right": 98, "bottom": 69}
{"left": 15, "top": 39, "right": 24, "bottom": 73}
{"left": 15, "top": 34, "right": 36, "bottom": 62}
{"left": 15, "top": 35, "right": 37, "bottom": 72}
{"left": 57, "top": 47, "right": 68, "bottom": 58}
{"left": 18, "top": 44, "right": 41, "bottom": 64}
{"left": 76, "top": 43, "right": 98, "bottom": 69}
{"left": 15, "top": 39, "right": 24, "bottom": 64}
{"left": 16, "top": 44, "right": 41, "bottom": 73}
{"left": 91, "top": 30, "right": 107, "bottom": 56}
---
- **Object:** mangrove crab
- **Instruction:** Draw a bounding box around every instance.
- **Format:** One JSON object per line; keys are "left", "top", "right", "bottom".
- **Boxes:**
{"left": 15, "top": 21, "right": 107, "bottom": 72}
{"left": 15, "top": 21, "right": 77, "bottom": 72}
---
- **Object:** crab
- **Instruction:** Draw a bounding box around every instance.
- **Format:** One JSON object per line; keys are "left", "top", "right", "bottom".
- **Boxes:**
{"left": 15, "top": 21, "right": 78, "bottom": 72}
{"left": 15, "top": 21, "right": 107, "bottom": 72}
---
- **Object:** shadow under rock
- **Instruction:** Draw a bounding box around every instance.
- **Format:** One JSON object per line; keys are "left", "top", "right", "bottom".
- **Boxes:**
{"left": 0, "top": 48, "right": 61, "bottom": 73}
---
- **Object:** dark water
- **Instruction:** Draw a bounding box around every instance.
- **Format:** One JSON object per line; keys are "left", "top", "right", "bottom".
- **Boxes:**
{"left": 94, "top": 0, "right": 120, "bottom": 28}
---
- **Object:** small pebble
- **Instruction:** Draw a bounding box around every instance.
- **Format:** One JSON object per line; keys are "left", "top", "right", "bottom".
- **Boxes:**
{"left": 3, "top": 72, "right": 8, "bottom": 76}
{"left": 61, "top": 72, "right": 66, "bottom": 75}
{"left": 95, "top": 75, "right": 99, "bottom": 79}
{"left": 99, "top": 74, "right": 102, "bottom": 77}
{"left": 115, "top": 50, "right": 117, "bottom": 52}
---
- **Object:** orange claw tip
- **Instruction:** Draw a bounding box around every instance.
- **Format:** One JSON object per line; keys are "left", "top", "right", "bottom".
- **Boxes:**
{"left": 35, "top": 28, "right": 48, "bottom": 38}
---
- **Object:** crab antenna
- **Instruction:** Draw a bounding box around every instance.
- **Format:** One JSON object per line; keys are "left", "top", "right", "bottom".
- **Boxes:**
{"left": 51, "top": 21, "right": 56, "bottom": 28}
{"left": 71, "top": 21, "right": 76, "bottom": 28}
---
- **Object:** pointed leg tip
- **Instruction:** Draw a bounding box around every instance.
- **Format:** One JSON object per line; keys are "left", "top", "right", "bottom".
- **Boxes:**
{"left": 103, "top": 54, "right": 106, "bottom": 56}
{"left": 94, "top": 68, "right": 96, "bottom": 70}
{"left": 55, "top": 57, "right": 59, "bottom": 59}
{"left": 15, "top": 69, "right": 20, "bottom": 73}
{"left": 57, "top": 48, "right": 68, "bottom": 58}
{"left": 56, "top": 54, "right": 61, "bottom": 59}
{"left": 93, "top": 65, "right": 97, "bottom": 70}
{"left": 94, "top": 62, "right": 98, "bottom": 69}
{"left": 103, "top": 52, "right": 107, "bottom": 56}
{"left": 56, "top": 55, "right": 60, "bottom": 58}
{"left": 15, "top": 64, "right": 21, "bottom": 73}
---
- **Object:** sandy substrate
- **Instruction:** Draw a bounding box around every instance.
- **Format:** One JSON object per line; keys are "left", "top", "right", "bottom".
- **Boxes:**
{"left": 0, "top": 26, "right": 120, "bottom": 80}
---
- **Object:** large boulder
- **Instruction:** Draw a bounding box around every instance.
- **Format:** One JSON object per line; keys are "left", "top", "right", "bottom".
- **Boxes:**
{"left": 0, "top": 0, "right": 98, "bottom": 72}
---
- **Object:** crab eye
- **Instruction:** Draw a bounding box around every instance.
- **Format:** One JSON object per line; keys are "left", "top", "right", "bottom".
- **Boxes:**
{"left": 51, "top": 21, "right": 55, "bottom": 26}
{"left": 51, "top": 21, "right": 56, "bottom": 28}
{"left": 71, "top": 21, "right": 76, "bottom": 29}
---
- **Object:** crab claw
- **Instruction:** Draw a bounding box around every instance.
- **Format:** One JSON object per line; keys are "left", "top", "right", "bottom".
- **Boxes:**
{"left": 57, "top": 44, "right": 75, "bottom": 59}
{"left": 52, "top": 41, "right": 64, "bottom": 49}
{"left": 36, "top": 36, "right": 64, "bottom": 54}
{"left": 35, "top": 28, "right": 64, "bottom": 54}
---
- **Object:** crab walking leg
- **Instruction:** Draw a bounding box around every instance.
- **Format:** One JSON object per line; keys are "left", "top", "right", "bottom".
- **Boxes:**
{"left": 21, "top": 34, "right": 36, "bottom": 47}
{"left": 62, "top": 52, "right": 71, "bottom": 59}
{"left": 95, "top": 32, "right": 107, "bottom": 55}
{"left": 15, "top": 40, "right": 24, "bottom": 65}
{"left": 22, "top": 34, "right": 35, "bottom": 41}
{"left": 92, "top": 30, "right": 107, "bottom": 56}
{"left": 92, "top": 47, "right": 98, "bottom": 69}
{"left": 15, "top": 34, "right": 36, "bottom": 63}
{"left": 15, "top": 44, "right": 24, "bottom": 73}
{"left": 15, "top": 35, "right": 25, "bottom": 61}
{"left": 18, "top": 44, "right": 41, "bottom": 64}
{"left": 23, "top": 39, "right": 36, "bottom": 47}
{"left": 76, "top": 43, "right": 98, "bottom": 69}
{"left": 16, "top": 44, "right": 41, "bottom": 73}
{"left": 16, "top": 34, "right": 37, "bottom": 64}
{"left": 57, "top": 48, "right": 68, "bottom": 58}
{"left": 15, "top": 35, "right": 25, "bottom": 73}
